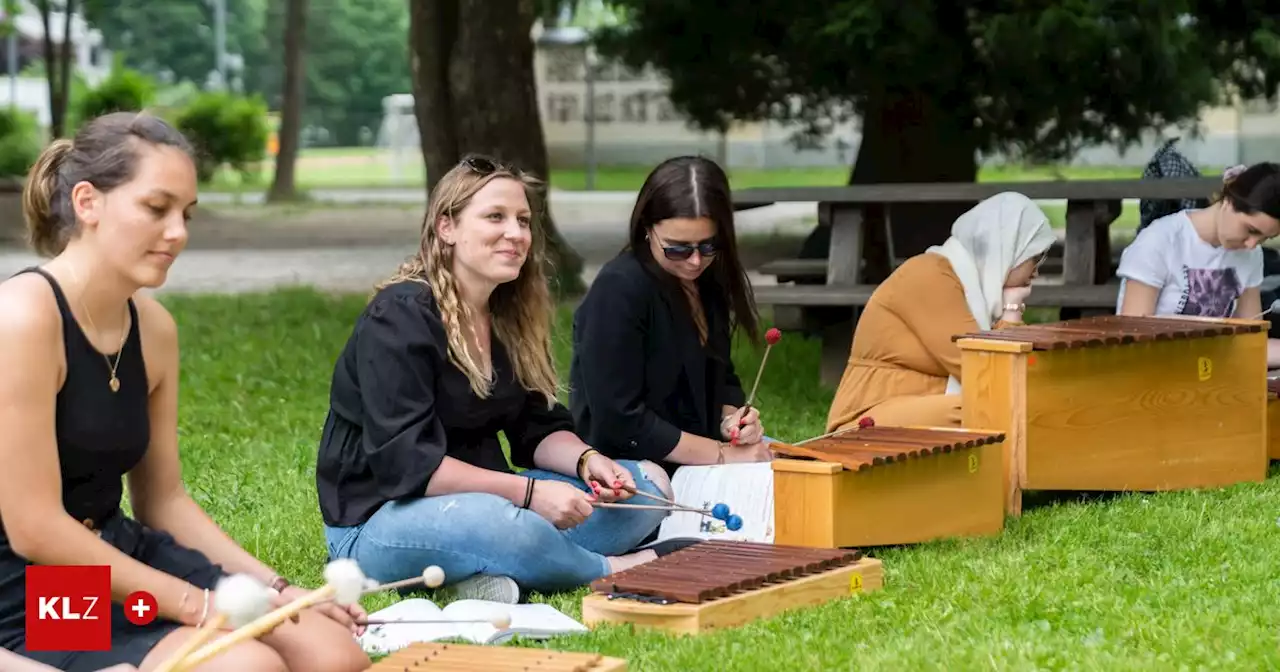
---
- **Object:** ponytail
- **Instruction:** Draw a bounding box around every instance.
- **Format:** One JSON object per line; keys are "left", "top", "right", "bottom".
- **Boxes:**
{"left": 22, "top": 139, "right": 73, "bottom": 257}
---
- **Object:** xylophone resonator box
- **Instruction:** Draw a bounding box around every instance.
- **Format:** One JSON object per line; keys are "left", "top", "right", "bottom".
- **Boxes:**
{"left": 768, "top": 426, "right": 1007, "bottom": 549}
{"left": 955, "top": 314, "right": 1269, "bottom": 515}
{"left": 1267, "top": 377, "right": 1280, "bottom": 461}
{"left": 581, "top": 540, "right": 883, "bottom": 635}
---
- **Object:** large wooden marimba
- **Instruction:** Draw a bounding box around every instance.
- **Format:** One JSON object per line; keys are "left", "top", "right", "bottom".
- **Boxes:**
{"left": 768, "top": 426, "right": 1006, "bottom": 548}
{"left": 581, "top": 540, "right": 882, "bottom": 635}
{"left": 1268, "top": 377, "right": 1280, "bottom": 461}
{"left": 955, "top": 314, "right": 1269, "bottom": 515}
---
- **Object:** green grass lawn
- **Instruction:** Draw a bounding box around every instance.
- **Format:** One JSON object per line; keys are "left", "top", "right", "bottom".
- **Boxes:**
{"left": 164, "top": 288, "right": 1280, "bottom": 670}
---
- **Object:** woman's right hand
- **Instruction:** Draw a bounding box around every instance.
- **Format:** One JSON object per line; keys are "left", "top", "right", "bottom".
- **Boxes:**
{"left": 528, "top": 479, "right": 594, "bottom": 529}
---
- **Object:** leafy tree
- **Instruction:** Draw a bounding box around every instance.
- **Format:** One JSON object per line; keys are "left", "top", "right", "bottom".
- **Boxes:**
{"left": 408, "top": 0, "right": 584, "bottom": 295}
{"left": 594, "top": 1, "right": 1280, "bottom": 277}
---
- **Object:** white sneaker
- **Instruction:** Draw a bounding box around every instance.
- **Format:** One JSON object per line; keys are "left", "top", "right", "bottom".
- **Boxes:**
{"left": 450, "top": 574, "right": 520, "bottom": 604}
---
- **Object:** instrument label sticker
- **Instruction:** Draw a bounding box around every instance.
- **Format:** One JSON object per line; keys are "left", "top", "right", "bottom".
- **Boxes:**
{"left": 849, "top": 573, "right": 863, "bottom": 594}
{"left": 1197, "top": 357, "right": 1212, "bottom": 381}
{"left": 968, "top": 453, "right": 979, "bottom": 474}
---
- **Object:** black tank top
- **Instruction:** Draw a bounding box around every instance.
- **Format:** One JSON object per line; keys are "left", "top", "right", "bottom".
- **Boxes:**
{"left": 6, "top": 267, "right": 151, "bottom": 533}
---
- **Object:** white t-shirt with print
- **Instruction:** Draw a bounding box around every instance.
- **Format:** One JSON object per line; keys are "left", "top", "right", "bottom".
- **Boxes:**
{"left": 1115, "top": 210, "right": 1263, "bottom": 318}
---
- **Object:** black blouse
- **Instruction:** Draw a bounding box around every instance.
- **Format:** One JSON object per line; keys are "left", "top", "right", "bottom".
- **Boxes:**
{"left": 315, "top": 280, "right": 575, "bottom": 527}
{"left": 569, "top": 252, "right": 745, "bottom": 474}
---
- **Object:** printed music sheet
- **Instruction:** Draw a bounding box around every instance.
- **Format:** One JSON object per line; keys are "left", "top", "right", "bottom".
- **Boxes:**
{"left": 655, "top": 462, "right": 774, "bottom": 543}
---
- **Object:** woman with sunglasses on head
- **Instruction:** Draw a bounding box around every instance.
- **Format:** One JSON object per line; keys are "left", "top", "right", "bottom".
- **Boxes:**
{"left": 570, "top": 156, "right": 771, "bottom": 476}
{"left": 316, "top": 155, "right": 671, "bottom": 606}
{"left": 826, "top": 192, "right": 1056, "bottom": 432}
{"left": 0, "top": 112, "right": 370, "bottom": 672}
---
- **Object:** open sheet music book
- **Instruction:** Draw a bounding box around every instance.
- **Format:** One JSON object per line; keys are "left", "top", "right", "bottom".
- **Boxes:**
{"left": 655, "top": 462, "right": 775, "bottom": 543}
{"left": 356, "top": 598, "right": 587, "bottom": 654}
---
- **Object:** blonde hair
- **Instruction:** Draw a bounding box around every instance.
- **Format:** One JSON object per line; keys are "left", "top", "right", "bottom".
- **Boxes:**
{"left": 377, "top": 157, "right": 560, "bottom": 406}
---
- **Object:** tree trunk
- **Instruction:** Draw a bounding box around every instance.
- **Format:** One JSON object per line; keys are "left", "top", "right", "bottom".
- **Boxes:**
{"left": 267, "top": 0, "right": 308, "bottom": 203}
{"left": 845, "top": 91, "right": 980, "bottom": 283}
{"left": 57, "top": 0, "right": 72, "bottom": 130}
{"left": 407, "top": 0, "right": 585, "bottom": 296}
{"left": 407, "top": 0, "right": 460, "bottom": 196}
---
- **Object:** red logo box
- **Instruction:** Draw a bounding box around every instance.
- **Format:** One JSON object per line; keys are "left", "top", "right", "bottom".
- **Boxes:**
{"left": 25, "top": 565, "right": 111, "bottom": 651}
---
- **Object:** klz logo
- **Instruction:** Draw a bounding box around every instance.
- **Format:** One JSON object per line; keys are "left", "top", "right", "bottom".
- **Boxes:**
{"left": 25, "top": 565, "right": 111, "bottom": 651}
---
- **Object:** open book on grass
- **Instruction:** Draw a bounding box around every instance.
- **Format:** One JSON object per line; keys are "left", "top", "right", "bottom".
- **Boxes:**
{"left": 356, "top": 598, "right": 588, "bottom": 654}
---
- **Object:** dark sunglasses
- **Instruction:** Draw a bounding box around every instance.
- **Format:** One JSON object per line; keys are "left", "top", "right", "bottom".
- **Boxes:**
{"left": 462, "top": 154, "right": 517, "bottom": 175}
{"left": 654, "top": 233, "right": 718, "bottom": 261}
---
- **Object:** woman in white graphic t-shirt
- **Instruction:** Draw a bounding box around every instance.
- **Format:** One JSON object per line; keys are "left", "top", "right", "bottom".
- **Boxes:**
{"left": 1116, "top": 162, "right": 1280, "bottom": 364}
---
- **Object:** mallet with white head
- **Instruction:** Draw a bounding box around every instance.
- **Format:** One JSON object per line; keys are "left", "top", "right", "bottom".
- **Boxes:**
{"left": 179, "top": 559, "right": 368, "bottom": 670}
{"left": 156, "top": 574, "right": 274, "bottom": 672}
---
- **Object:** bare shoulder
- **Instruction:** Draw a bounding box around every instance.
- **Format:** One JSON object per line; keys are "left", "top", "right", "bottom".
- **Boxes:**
{"left": 0, "top": 273, "right": 62, "bottom": 350}
{"left": 132, "top": 292, "right": 179, "bottom": 347}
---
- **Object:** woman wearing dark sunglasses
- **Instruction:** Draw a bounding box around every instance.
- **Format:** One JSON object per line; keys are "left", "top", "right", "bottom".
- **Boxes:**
{"left": 569, "top": 156, "right": 771, "bottom": 474}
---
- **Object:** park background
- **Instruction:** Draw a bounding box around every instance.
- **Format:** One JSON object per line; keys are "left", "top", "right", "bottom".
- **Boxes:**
{"left": 2, "top": 1, "right": 1280, "bottom": 669}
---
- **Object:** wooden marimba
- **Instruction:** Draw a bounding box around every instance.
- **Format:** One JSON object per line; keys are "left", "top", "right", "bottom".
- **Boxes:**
{"left": 362, "top": 642, "right": 628, "bottom": 671}
{"left": 581, "top": 540, "right": 882, "bottom": 635}
{"left": 1268, "top": 377, "right": 1280, "bottom": 461}
{"left": 768, "top": 426, "right": 1006, "bottom": 548}
{"left": 955, "top": 314, "right": 1269, "bottom": 515}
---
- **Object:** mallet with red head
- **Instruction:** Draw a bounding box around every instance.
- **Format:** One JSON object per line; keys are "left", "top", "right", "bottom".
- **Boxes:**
{"left": 731, "top": 327, "right": 782, "bottom": 444}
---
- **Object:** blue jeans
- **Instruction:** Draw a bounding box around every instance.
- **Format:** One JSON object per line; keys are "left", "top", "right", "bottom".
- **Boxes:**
{"left": 323, "top": 460, "right": 669, "bottom": 594}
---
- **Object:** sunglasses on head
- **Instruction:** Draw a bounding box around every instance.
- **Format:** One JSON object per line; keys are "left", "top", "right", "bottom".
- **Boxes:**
{"left": 462, "top": 154, "right": 517, "bottom": 175}
{"left": 653, "top": 233, "right": 718, "bottom": 261}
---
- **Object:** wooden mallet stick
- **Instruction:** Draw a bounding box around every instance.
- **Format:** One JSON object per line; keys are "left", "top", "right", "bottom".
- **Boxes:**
{"left": 794, "top": 416, "right": 876, "bottom": 447}
{"left": 733, "top": 327, "right": 782, "bottom": 443}
{"left": 160, "top": 574, "right": 275, "bottom": 672}
{"left": 178, "top": 560, "right": 366, "bottom": 670}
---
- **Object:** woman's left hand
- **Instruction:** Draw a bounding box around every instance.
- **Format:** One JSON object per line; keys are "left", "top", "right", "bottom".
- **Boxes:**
{"left": 274, "top": 585, "right": 368, "bottom": 637}
{"left": 721, "top": 406, "right": 763, "bottom": 446}
{"left": 581, "top": 452, "right": 636, "bottom": 503}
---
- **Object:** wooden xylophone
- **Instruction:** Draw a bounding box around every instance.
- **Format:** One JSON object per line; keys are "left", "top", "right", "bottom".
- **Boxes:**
{"left": 768, "top": 425, "right": 1006, "bottom": 548}
{"left": 1268, "top": 377, "right": 1280, "bottom": 461}
{"left": 580, "top": 539, "right": 882, "bottom": 635}
{"left": 955, "top": 314, "right": 1269, "bottom": 515}
{"left": 362, "top": 642, "right": 628, "bottom": 671}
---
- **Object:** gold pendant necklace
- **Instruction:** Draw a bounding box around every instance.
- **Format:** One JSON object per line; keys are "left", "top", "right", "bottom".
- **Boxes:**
{"left": 66, "top": 266, "right": 128, "bottom": 393}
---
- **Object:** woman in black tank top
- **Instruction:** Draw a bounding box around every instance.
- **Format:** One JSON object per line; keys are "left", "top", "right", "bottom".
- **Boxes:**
{"left": 0, "top": 113, "right": 370, "bottom": 671}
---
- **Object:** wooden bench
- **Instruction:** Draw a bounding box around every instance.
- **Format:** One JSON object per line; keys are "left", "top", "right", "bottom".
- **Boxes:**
{"left": 733, "top": 177, "right": 1223, "bottom": 385}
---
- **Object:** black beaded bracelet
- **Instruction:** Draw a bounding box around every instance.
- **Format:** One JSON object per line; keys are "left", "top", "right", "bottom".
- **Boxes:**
{"left": 521, "top": 477, "right": 535, "bottom": 508}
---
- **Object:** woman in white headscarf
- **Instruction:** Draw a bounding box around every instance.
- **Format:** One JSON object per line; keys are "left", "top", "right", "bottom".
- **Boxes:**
{"left": 826, "top": 192, "right": 1057, "bottom": 431}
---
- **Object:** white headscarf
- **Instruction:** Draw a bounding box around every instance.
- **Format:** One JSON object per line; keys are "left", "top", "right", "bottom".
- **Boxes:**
{"left": 926, "top": 192, "right": 1056, "bottom": 393}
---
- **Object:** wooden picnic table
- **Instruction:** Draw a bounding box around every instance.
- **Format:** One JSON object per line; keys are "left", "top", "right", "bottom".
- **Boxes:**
{"left": 731, "top": 177, "right": 1224, "bottom": 386}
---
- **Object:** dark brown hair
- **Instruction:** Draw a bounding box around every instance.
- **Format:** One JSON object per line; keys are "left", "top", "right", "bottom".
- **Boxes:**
{"left": 22, "top": 111, "right": 196, "bottom": 257}
{"left": 627, "top": 155, "right": 761, "bottom": 344}
{"left": 1219, "top": 162, "right": 1280, "bottom": 221}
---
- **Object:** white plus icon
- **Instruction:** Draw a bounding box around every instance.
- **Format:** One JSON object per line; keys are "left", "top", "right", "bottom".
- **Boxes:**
{"left": 131, "top": 599, "right": 151, "bottom": 620}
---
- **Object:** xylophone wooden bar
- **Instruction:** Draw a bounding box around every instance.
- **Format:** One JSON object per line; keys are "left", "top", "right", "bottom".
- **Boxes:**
{"left": 768, "top": 425, "right": 1006, "bottom": 548}
{"left": 361, "top": 642, "right": 627, "bottom": 672}
{"left": 581, "top": 540, "right": 882, "bottom": 635}
{"left": 955, "top": 314, "right": 1269, "bottom": 516}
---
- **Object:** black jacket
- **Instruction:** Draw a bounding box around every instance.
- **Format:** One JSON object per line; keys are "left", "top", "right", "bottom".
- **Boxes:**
{"left": 569, "top": 251, "right": 745, "bottom": 473}
{"left": 315, "top": 280, "right": 574, "bottom": 527}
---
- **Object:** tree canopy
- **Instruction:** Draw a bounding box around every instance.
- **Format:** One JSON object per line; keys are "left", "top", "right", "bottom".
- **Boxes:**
{"left": 593, "top": 0, "right": 1280, "bottom": 267}
{"left": 594, "top": 1, "right": 1280, "bottom": 168}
